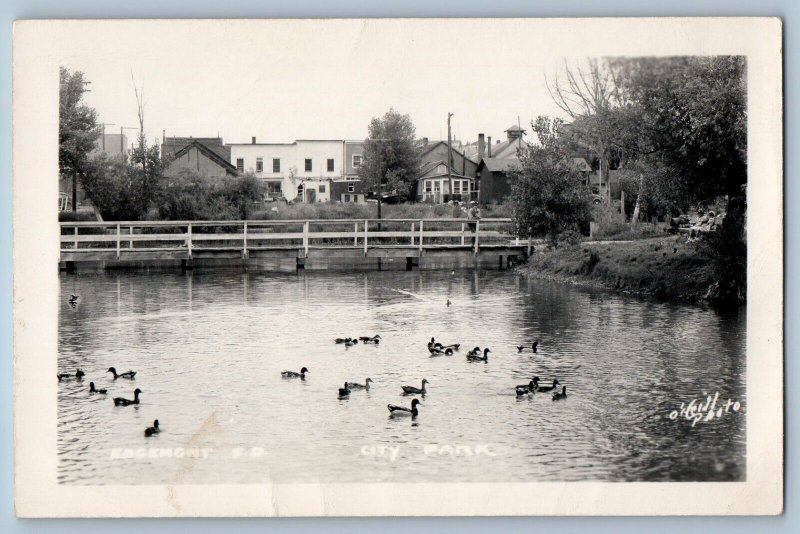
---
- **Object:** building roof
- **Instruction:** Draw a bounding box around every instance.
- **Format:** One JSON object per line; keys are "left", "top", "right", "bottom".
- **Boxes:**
{"left": 505, "top": 124, "right": 526, "bottom": 133}
{"left": 163, "top": 137, "right": 230, "bottom": 162}
{"left": 477, "top": 157, "right": 520, "bottom": 173}
{"left": 418, "top": 159, "right": 474, "bottom": 180}
{"left": 488, "top": 138, "right": 529, "bottom": 159}
{"left": 571, "top": 157, "right": 593, "bottom": 172}
{"left": 171, "top": 140, "right": 238, "bottom": 175}
{"left": 419, "top": 140, "right": 478, "bottom": 164}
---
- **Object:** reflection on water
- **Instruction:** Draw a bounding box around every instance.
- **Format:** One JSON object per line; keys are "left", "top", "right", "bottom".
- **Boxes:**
{"left": 58, "top": 269, "right": 745, "bottom": 484}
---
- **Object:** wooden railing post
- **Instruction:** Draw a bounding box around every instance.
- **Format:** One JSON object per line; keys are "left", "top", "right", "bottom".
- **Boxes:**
{"left": 187, "top": 224, "right": 193, "bottom": 258}
{"left": 473, "top": 220, "right": 480, "bottom": 254}
{"left": 73, "top": 226, "right": 79, "bottom": 250}
{"left": 411, "top": 222, "right": 415, "bottom": 246}
{"left": 303, "top": 221, "right": 310, "bottom": 257}
{"left": 461, "top": 222, "right": 465, "bottom": 246}
{"left": 363, "top": 220, "right": 368, "bottom": 255}
{"left": 354, "top": 222, "right": 358, "bottom": 247}
{"left": 418, "top": 220, "right": 424, "bottom": 252}
{"left": 116, "top": 224, "right": 120, "bottom": 259}
{"left": 129, "top": 226, "right": 134, "bottom": 249}
{"left": 243, "top": 221, "right": 248, "bottom": 257}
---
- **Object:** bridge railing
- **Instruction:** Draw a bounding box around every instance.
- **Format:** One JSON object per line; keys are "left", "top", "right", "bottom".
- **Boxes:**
{"left": 60, "top": 218, "right": 531, "bottom": 258}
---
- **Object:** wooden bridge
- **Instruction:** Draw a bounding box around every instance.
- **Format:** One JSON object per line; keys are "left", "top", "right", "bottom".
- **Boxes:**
{"left": 59, "top": 218, "right": 533, "bottom": 271}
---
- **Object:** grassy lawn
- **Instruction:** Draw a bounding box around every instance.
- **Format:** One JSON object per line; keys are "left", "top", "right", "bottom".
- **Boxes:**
{"left": 522, "top": 235, "right": 716, "bottom": 302}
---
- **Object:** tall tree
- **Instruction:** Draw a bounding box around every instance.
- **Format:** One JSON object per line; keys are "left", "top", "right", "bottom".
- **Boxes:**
{"left": 59, "top": 67, "right": 100, "bottom": 211}
{"left": 510, "top": 117, "right": 592, "bottom": 245}
{"left": 357, "top": 108, "right": 421, "bottom": 216}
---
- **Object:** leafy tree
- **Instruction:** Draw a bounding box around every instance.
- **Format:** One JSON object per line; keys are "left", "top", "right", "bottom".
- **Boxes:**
{"left": 152, "top": 170, "right": 264, "bottom": 221}
{"left": 59, "top": 67, "right": 101, "bottom": 211}
{"left": 510, "top": 117, "right": 592, "bottom": 245}
{"left": 357, "top": 108, "right": 421, "bottom": 213}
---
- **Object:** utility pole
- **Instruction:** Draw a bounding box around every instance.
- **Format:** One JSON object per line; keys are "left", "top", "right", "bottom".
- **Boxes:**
{"left": 447, "top": 112, "right": 453, "bottom": 203}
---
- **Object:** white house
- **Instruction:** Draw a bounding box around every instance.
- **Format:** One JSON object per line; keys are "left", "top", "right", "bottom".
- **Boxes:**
{"left": 228, "top": 137, "right": 347, "bottom": 203}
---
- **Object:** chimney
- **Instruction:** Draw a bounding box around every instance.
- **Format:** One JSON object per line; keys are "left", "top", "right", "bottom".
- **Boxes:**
{"left": 252, "top": 136, "right": 256, "bottom": 144}
{"left": 487, "top": 136, "right": 492, "bottom": 158}
{"left": 478, "top": 133, "right": 485, "bottom": 160}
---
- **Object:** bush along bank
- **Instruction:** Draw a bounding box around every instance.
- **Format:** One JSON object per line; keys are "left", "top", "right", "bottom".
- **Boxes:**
{"left": 518, "top": 236, "right": 723, "bottom": 304}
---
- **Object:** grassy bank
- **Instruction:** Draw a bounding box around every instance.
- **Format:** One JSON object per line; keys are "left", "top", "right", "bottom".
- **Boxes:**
{"left": 520, "top": 236, "right": 717, "bottom": 302}
{"left": 249, "top": 201, "right": 514, "bottom": 221}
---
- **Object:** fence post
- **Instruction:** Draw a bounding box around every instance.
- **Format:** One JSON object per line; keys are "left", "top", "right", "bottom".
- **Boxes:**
{"left": 129, "top": 226, "right": 134, "bottom": 249}
{"left": 73, "top": 226, "right": 79, "bottom": 250}
{"left": 363, "top": 220, "right": 368, "bottom": 256}
{"left": 354, "top": 222, "right": 358, "bottom": 247}
{"left": 243, "top": 221, "right": 248, "bottom": 257}
{"left": 473, "top": 220, "right": 480, "bottom": 254}
{"left": 461, "top": 222, "right": 465, "bottom": 246}
{"left": 116, "top": 224, "right": 120, "bottom": 259}
{"left": 187, "top": 224, "right": 193, "bottom": 258}
{"left": 411, "top": 222, "right": 415, "bottom": 246}
{"left": 418, "top": 220, "right": 424, "bottom": 252}
{"left": 303, "top": 221, "right": 309, "bottom": 257}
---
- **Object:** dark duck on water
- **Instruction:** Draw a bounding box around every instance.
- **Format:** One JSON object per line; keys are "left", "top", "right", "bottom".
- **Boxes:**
{"left": 107, "top": 367, "right": 137, "bottom": 380}
{"left": 347, "top": 378, "right": 374, "bottom": 390}
{"left": 401, "top": 379, "right": 429, "bottom": 395}
{"left": 89, "top": 381, "right": 107, "bottom": 394}
{"left": 467, "top": 348, "right": 491, "bottom": 362}
{"left": 536, "top": 379, "right": 560, "bottom": 393}
{"left": 517, "top": 339, "right": 540, "bottom": 353}
{"left": 552, "top": 386, "right": 568, "bottom": 401}
{"left": 388, "top": 398, "right": 421, "bottom": 418}
{"left": 113, "top": 388, "right": 142, "bottom": 406}
{"left": 144, "top": 419, "right": 161, "bottom": 437}
{"left": 338, "top": 382, "right": 351, "bottom": 398}
{"left": 281, "top": 367, "right": 309, "bottom": 379}
{"left": 359, "top": 335, "right": 381, "bottom": 344}
{"left": 57, "top": 369, "right": 85, "bottom": 382}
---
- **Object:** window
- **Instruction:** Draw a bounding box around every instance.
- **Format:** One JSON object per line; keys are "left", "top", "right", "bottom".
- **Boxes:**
{"left": 327, "top": 159, "right": 334, "bottom": 172}
{"left": 319, "top": 185, "right": 326, "bottom": 193}
{"left": 272, "top": 158, "right": 280, "bottom": 173}
{"left": 424, "top": 181, "right": 432, "bottom": 193}
{"left": 453, "top": 181, "right": 461, "bottom": 194}
{"left": 266, "top": 182, "right": 282, "bottom": 196}
{"left": 256, "top": 157, "right": 264, "bottom": 173}
{"left": 305, "top": 159, "right": 312, "bottom": 172}
{"left": 347, "top": 182, "right": 355, "bottom": 193}
{"left": 236, "top": 158, "right": 244, "bottom": 172}
{"left": 434, "top": 181, "right": 441, "bottom": 192}
{"left": 352, "top": 155, "right": 362, "bottom": 168}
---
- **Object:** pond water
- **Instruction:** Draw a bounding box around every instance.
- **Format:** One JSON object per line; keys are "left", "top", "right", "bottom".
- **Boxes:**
{"left": 58, "top": 269, "right": 746, "bottom": 484}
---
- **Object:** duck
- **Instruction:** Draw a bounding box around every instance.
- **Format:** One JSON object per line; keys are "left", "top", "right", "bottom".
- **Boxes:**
{"left": 388, "top": 398, "right": 421, "bottom": 417}
{"left": 113, "top": 388, "right": 142, "bottom": 406}
{"left": 517, "top": 340, "right": 541, "bottom": 353}
{"left": 537, "top": 378, "right": 560, "bottom": 393}
{"left": 465, "top": 346, "right": 482, "bottom": 357}
{"left": 552, "top": 386, "right": 568, "bottom": 401}
{"left": 428, "top": 337, "right": 444, "bottom": 350}
{"left": 428, "top": 345, "right": 453, "bottom": 356}
{"left": 446, "top": 299, "right": 452, "bottom": 307}
{"left": 401, "top": 379, "right": 429, "bottom": 395}
{"left": 57, "top": 369, "right": 85, "bottom": 382}
{"left": 344, "top": 339, "right": 359, "bottom": 347}
{"left": 359, "top": 335, "right": 381, "bottom": 344}
{"left": 338, "top": 382, "right": 351, "bottom": 398}
{"left": 144, "top": 419, "right": 161, "bottom": 437}
{"left": 334, "top": 337, "right": 352, "bottom": 344}
{"left": 107, "top": 367, "right": 136, "bottom": 380}
{"left": 467, "top": 348, "right": 491, "bottom": 361}
{"left": 281, "top": 367, "right": 309, "bottom": 379}
{"left": 515, "top": 378, "right": 538, "bottom": 396}
{"left": 346, "top": 378, "right": 373, "bottom": 390}
{"left": 89, "top": 381, "right": 107, "bottom": 394}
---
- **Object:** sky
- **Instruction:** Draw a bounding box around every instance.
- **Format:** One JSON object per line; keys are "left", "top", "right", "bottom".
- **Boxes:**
{"left": 58, "top": 19, "right": 569, "bottom": 149}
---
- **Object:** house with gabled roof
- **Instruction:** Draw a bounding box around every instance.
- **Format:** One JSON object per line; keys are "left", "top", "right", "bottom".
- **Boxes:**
{"left": 416, "top": 139, "right": 478, "bottom": 203}
{"left": 161, "top": 137, "right": 238, "bottom": 178}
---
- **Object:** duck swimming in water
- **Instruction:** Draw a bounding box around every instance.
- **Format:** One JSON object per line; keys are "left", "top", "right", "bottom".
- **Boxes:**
{"left": 58, "top": 369, "right": 85, "bottom": 382}
{"left": 89, "top": 382, "right": 107, "bottom": 394}
{"left": 467, "top": 348, "right": 491, "bottom": 361}
{"left": 517, "top": 340, "right": 540, "bottom": 353}
{"left": 428, "top": 345, "right": 453, "bottom": 356}
{"left": 465, "top": 346, "right": 482, "bottom": 357}
{"left": 346, "top": 378, "right": 373, "bottom": 390}
{"left": 334, "top": 337, "right": 353, "bottom": 344}
{"left": 107, "top": 367, "right": 136, "bottom": 380}
{"left": 359, "top": 335, "right": 381, "bottom": 344}
{"left": 388, "top": 398, "right": 421, "bottom": 417}
{"left": 338, "top": 382, "right": 351, "bottom": 398}
{"left": 401, "top": 379, "right": 429, "bottom": 395}
{"left": 536, "top": 379, "right": 560, "bottom": 393}
{"left": 144, "top": 419, "right": 161, "bottom": 437}
{"left": 113, "top": 388, "right": 142, "bottom": 406}
{"left": 344, "top": 338, "right": 359, "bottom": 347}
{"left": 552, "top": 386, "right": 567, "bottom": 401}
{"left": 281, "top": 367, "right": 309, "bottom": 379}
{"left": 515, "top": 378, "right": 538, "bottom": 396}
